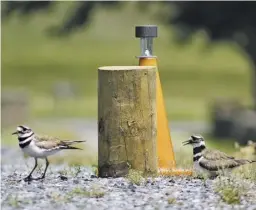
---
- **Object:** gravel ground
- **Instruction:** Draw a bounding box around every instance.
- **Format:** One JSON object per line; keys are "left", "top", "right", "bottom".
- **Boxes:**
{"left": 1, "top": 147, "right": 256, "bottom": 210}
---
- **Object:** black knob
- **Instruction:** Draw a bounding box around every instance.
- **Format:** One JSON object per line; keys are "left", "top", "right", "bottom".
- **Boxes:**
{"left": 135, "top": 25, "right": 158, "bottom": 38}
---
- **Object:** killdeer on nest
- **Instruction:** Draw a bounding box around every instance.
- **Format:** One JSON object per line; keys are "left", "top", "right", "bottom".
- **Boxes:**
{"left": 12, "top": 125, "right": 86, "bottom": 181}
{"left": 183, "top": 135, "right": 256, "bottom": 178}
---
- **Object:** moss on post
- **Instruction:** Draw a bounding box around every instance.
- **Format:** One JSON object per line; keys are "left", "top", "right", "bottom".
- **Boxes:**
{"left": 98, "top": 66, "right": 157, "bottom": 177}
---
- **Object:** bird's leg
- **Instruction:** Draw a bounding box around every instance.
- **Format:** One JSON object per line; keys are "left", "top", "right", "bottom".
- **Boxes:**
{"left": 41, "top": 157, "right": 49, "bottom": 179}
{"left": 35, "top": 157, "right": 49, "bottom": 180}
{"left": 24, "top": 158, "right": 38, "bottom": 182}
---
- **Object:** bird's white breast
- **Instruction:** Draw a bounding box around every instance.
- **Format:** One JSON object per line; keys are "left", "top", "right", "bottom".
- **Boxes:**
{"left": 22, "top": 141, "right": 59, "bottom": 158}
{"left": 194, "top": 159, "right": 206, "bottom": 173}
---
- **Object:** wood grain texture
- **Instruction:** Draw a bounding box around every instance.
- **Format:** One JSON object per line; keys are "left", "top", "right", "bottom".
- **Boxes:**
{"left": 98, "top": 66, "right": 157, "bottom": 177}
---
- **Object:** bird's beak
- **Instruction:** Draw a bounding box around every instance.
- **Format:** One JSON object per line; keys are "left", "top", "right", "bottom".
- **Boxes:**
{"left": 12, "top": 131, "right": 18, "bottom": 135}
{"left": 182, "top": 138, "right": 192, "bottom": 146}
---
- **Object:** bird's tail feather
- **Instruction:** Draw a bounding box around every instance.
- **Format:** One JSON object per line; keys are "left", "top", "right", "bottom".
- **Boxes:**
{"left": 237, "top": 159, "right": 256, "bottom": 165}
{"left": 61, "top": 140, "right": 86, "bottom": 145}
{"left": 60, "top": 145, "right": 83, "bottom": 150}
{"left": 59, "top": 140, "right": 85, "bottom": 150}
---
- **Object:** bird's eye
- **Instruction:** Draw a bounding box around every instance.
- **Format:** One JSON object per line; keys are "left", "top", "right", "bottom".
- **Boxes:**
{"left": 25, "top": 129, "right": 30, "bottom": 133}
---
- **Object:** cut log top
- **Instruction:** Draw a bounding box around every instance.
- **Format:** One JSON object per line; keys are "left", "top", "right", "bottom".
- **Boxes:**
{"left": 98, "top": 66, "right": 156, "bottom": 71}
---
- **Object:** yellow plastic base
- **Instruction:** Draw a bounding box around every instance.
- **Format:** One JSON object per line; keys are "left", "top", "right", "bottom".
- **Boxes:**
{"left": 158, "top": 168, "right": 193, "bottom": 177}
{"left": 139, "top": 57, "right": 192, "bottom": 176}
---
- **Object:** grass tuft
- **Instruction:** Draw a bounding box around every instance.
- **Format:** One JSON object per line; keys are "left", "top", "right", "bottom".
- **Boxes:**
{"left": 214, "top": 175, "right": 250, "bottom": 204}
{"left": 126, "top": 169, "right": 144, "bottom": 185}
{"left": 7, "top": 195, "right": 20, "bottom": 208}
{"left": 50, "top": 192, "right": 71, "bottom": 203}
{"left": 69, "top": 185, "right": 105, "bottom": 198}
{"left": 233, "top": 164, "right": 256, "bottom": 181}
{"left": 167, "top": 197, "right": 176, "bottom": 204}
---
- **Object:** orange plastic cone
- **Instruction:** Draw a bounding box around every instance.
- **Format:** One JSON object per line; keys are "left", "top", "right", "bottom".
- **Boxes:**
{"left": 136, "top": 26, "right": 192, "bottom": 176}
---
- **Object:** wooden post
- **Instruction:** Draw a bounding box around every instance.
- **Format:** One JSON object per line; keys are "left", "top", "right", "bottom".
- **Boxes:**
{"left": 98, "top": 66, "right": 157, "bottom": 177}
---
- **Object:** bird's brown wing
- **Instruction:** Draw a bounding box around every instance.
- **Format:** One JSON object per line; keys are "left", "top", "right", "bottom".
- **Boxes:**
{"left": 199, "top": 158, "right": 240, "bottom": 171}
{"left": 34, "top": 135, "right": 63, "bottom": 150}
{"left": 34, "top": 135, "right": 85, "bottom": 150}
{"left": 202, "top": 149, "right": 234, "bottom": 160}
{"left": 200, "top": 149, "right": 253, "bottom": 171}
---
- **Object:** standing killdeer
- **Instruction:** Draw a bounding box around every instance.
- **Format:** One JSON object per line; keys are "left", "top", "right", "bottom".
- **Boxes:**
{"left": 183, "top": 135, "right": 256, "bottom": 178}
{"left": 12, "top": 125, "right": 86, "bottom": 181}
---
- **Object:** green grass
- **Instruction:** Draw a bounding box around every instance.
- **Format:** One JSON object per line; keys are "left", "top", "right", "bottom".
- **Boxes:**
{"left": 1, "top": 2, "right": 252, "bottom": 121}
{"left": 69, "top": 186, "right": 105, "bottom": 198}
{"left": 7, "top": 195, "right": 20, "bottom": 208}
{"left": 167, "top": 197, "right": 176, "bottom": 204}
{"left": 126, "top": 169, "right": 144, "bottom": 185}
{"left": 233, "top": 164, "right": 256, "bottom": 181}
{"left": 214, "top": 175, "right": 251, "bottom": 204}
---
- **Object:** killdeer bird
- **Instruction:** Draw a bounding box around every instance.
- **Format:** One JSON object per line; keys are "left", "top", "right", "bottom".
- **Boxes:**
{"left": 12, "top": 125, "right": 86, "bottom": 181}
{"left": 183, "top": 135, "right": 256, "bottom": 178}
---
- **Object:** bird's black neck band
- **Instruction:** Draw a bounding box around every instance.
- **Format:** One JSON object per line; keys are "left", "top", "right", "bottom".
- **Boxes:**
{"left": 193, "top": 145, "right": 206, "bottom": 155}
{"left": 18, "top": 133, "right": 34, "bottom": 142}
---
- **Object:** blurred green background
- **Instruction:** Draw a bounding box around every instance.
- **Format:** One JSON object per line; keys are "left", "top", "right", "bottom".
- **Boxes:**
{"left": 1, "top": 2, "right": 254, "bottom": 167}
{"left": 2, "top": 2, "right": 251, "bottom": 120}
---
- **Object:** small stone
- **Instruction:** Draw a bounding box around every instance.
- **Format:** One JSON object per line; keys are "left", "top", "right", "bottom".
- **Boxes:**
{"left": 73, "top": 180, "right": 79, "bottom": 184}
{"left": 59, "top": 175, "right": 68, "bottom": 181}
